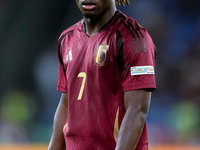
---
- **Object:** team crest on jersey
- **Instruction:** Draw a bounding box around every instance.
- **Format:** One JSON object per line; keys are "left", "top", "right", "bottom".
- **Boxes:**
{"left": 95, "top": 45, "right": 109, "bottom": 65}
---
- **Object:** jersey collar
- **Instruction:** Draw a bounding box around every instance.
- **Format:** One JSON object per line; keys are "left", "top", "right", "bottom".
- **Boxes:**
{"left": 81, "top": 10, "right": 120, "bottom": 33}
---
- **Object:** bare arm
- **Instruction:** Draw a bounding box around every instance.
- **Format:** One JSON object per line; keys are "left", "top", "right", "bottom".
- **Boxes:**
{"left": 48, "top": 93, "right": 68, "bottom": 150}
{"left": 115, "top": 90, "right": 151, "bottom": 150}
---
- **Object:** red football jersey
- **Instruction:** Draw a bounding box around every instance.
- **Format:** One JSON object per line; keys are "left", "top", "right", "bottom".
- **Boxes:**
{"left": 57, "top": 10, "right": 156, "bottom": 150}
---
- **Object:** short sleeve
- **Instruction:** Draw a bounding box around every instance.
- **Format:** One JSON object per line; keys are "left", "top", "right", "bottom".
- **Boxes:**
{"left": 117, "top": 27, "right": 156, "bottom": 91}
{"left": 57, "top": 38, "right": 68, "bottom": 93}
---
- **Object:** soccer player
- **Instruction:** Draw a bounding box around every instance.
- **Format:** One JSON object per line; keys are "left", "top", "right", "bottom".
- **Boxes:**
{"left": 48, "top": 0, "right": 156, "bottom": 149}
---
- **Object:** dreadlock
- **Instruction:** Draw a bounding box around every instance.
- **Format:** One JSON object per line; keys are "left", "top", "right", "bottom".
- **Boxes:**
{"left": 116, "top": 0, "right": 130, "bottom": 6}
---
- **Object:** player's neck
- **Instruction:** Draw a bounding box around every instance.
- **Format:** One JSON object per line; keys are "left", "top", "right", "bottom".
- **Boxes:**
{"left": 84, "top": 7, "right": 116, "bottom": 37}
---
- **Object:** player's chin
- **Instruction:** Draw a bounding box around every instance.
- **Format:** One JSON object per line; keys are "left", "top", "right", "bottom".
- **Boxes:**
{"left": 82, "top": 11, "right": 98, "bottom": 19}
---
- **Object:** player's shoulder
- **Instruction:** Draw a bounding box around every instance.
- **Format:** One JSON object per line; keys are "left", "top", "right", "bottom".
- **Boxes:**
{"left": 59, "top": 19, "right": 84, "bottom": 40}
{"left": 116, "top": 11, "right": 154, "bottom": 53}
{"left": 117, "top": 11, "right": 148, "bottom": 35}
{"left": 116, "top": 11, "right": 153, "bottom": 47}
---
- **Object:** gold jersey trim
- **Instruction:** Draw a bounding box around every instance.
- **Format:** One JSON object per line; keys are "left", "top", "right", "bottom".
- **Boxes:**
{"left": 114, "top": 107, "right": 119, "bottom": 141}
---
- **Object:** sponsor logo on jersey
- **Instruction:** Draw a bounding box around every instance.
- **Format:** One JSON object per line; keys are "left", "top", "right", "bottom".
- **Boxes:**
{"left": 64, "top": 50, "right": 73, "bottom": 62}
{"left": 95, "top": 45, "right": 109, "bottom": 65}
{"left": 131, "top": 66, "right": 154, "bottom": 75}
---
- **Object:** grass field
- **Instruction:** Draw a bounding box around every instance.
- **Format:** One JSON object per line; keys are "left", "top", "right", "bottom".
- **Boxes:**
{"left": 0, "top": 144, "right": 200, "bottom": 150}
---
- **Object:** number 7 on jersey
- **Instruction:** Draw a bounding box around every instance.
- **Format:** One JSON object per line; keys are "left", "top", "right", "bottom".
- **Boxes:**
{"left": 77, "top": 72, "right": 86, "bottom": 100}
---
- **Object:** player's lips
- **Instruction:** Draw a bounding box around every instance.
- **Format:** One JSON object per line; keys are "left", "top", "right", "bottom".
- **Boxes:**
{"left": 82, "top": 1, "right": 96, "bottom": 10}
{"left": 82, "top": 4, "right": 95, "bottom": 10}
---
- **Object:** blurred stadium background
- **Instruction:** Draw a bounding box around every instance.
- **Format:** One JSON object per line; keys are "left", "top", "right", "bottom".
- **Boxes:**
{"left": 0, "top": 0, "right": 200, "bottom": 149}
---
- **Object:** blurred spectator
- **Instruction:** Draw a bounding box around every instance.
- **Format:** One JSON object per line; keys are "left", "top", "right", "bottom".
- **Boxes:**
{"left": 33, "top": 44, "right": 60, "bottom": 123}
{"left": 0, "top": 90, "right": 36, "bottom": 143}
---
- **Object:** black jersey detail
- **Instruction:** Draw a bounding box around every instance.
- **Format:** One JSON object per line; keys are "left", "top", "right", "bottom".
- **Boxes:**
{"left": 118, "top": 19, "right": 139, "bottom": 53}
{"left": 154, "top": 44, "right": 157, "bottom": 59}
{"left": 106, "top": 11, "right": 147, "bottom": 53}
{"left": 98, "top": 10, "right": 119, "bottom": 32}
{"left": 139, "top": 29, "right": 147, "bottom": 52}
{"left": 117, "top": 14, "right": 147, "bottom": 53}
{"left": 82, "top": 21, "right": 86, "bottom": 33}
{"left": 110, "top": 13, "right": 121, "bottom": 27}
{"left": 127, "top": 18, "right": 147, "bottom": 52}
{"left": 57, "top": 30, "right": 73, "bottom": 72}
{"left": 116, "top": 30, "right": 125, "bottom": 72}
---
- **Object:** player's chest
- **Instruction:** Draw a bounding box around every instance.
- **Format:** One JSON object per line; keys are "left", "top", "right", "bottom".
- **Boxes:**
{"left": 62, "top": 32, "right": 115, "bottom": 70}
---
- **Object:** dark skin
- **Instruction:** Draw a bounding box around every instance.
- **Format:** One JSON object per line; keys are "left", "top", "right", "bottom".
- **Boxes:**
{"left": 48, "top": 0, "right": 151, "bottom": 150}
{"left": 115, "top": 90, "right": 151, "bottom": 150}
{"left": 76, "top": 0, "right": 130, "bottom": 37}
{"left": 76, "top": 0, "right": 116, "bottom": 37}
{"left": 48, "top": 93, "right": 68, "bottom": 150}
